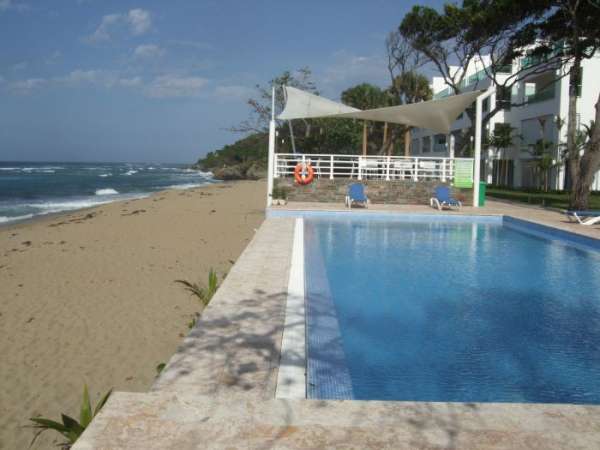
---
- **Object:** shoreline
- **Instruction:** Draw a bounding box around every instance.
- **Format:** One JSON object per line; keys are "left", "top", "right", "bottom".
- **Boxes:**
{"left": 0, "top": 180, "right": 266, "bottom": 450}
{"left": 0, "top": 182, "right": 218, "bottom": 230}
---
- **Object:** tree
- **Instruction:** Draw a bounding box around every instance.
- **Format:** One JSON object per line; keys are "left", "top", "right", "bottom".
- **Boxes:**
{"left": 513, "top": 0, "right": 600, "bottom": 208}
{"left": 487, "top": 123, "right": 517, "bottom": 186}
{"left": 400, "top": 0, "right": 600, "bottom": 208}
{"left": 385, "top": 31, "right": 432, "bottom": 155}
{"left": 398, "top": 1, "right": 573, "bottom": 156}
{"left": 231, "top": 67, "right": 318, "bottom": 154}
{"left": 341, "top": 83, "right": 388, "bottom": 155}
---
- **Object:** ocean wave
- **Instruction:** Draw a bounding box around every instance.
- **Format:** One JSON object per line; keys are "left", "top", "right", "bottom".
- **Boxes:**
{"left": 0, "top": 214, "right": 34, "bottom": 224}
{"left": 21, "top": 166, "right": 64, "bottom": 172}
{"left": 123, "top": 170, "right": 138, "bottom": 176}
{"left": 95, "top": 188, "right": 119, "bottom": 196}
{"left": 25, "top": 199, "right": 114, "bottom": 211}
{"left": 99, "top": 173, "right": 112, "bottom": 178}
{"left": 166, "top": 183, "right": 205, "bottom": 190}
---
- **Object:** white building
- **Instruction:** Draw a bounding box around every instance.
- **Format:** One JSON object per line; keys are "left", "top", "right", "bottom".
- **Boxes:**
{"left": 411, "top": 51, "right": 600, "bottom": 190}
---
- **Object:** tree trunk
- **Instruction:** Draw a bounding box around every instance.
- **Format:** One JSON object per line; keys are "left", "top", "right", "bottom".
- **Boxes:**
{"left": 567, "top": 57, "right": 582, "bottom": 207}
{"left": 362, "top": 121, "right": 368, "bottom": 156}
{"left": 569, "top": 92, "right": 600, "bottom": 210}
{"left": 404, "top": 128, "right": 411, "bottom": 156}
{"left": 570, "top": 92, "right": 600, "bottom": 209}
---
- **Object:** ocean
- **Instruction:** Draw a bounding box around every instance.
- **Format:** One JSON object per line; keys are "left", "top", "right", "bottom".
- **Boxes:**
{"left": 0, "top": 161, "right": 214, "bottom": 224}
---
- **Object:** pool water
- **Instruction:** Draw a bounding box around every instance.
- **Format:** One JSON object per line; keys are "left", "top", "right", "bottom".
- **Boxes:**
{"left": 304, "top": 216, "right": 600, "bottom": 404}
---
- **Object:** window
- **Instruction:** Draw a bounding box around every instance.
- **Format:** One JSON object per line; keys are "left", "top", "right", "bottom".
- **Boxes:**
{"left": 482, "top": 98, "right": 490, "bottom": 112}
{"left": 434, "top": 134, "right": 447, "bottom": 153}
{"left": 422, "top": 136, "right": 431, "bottom": 153}
{"left": 411, "top": 138, "right": 420, "bottom": 154}
{"left": 497, "top": 86, "right": 511, "bottom": 111}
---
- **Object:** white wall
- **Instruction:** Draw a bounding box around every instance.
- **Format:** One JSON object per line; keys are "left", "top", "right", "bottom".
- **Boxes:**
{"left": 412, "top": 52, "right": 600, "bottom": 191}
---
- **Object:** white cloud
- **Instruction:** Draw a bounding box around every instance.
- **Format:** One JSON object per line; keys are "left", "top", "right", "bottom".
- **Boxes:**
{"left": 128, "top": 9, "right": 151, "bottom": 36}
{"left": 168, "top": 39, "right": 213, "bottom": 51}
{"left": 319, "top": 50, "right": 389, "bottom": 95}
{"left": 0, "top": 0, "right": 29, "bottom": 12}
{"left": 144, "top": 74, "right": 208, "bottom": 98}
{"left": 133, "top": 44, "right": 165, "bottom": 60}
{"left": 5, "top": 69, "right": 208, "bottom": 99}
{"left": 46, "top": 50, "right": 62, "bottom": 65}
{"left": 60, "top": 69, "right": 110, "bottom": 85}
{"left": 7, "top": 78, "right": 46, "bottom": 94}
{"left": 11, "top": 61, "right": 27, "bottom": 71}
{"left": 88, "top": 13, "right": 122, "bottom": 42}
{"left": 214, "top": 84, "right": 254, "bottom": 101}
{"left": 57, "top": 69, "right": 142, "bottom": 90}
{"left": 87, "top": 9, "right": 151, "bottom": 42}
{"left": 118, "top": 76, "right": 142, "bottom": 87}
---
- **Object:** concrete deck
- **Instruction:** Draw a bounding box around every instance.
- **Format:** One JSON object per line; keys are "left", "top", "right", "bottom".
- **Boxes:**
{"left": 74, "top": 201, "right": 600, "bottom": 449}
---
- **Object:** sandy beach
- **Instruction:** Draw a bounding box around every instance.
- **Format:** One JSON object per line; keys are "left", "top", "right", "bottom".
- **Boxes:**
{"left": 0, "top": 180, "right": 266, "bottom": 449}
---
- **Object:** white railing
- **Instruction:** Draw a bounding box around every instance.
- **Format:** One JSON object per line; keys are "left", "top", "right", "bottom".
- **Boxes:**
{"left": 274, "top": 153, "right": 473, "bottom": 182}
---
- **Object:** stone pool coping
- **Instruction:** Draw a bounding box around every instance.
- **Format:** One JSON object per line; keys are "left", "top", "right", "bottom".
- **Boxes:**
{"left": 74, "top": 207, "right": 600, "bottom": 449}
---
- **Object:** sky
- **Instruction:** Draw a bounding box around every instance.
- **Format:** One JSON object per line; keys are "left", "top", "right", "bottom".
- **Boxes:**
{"left": 0, "top": 0, "right": 443, "bottom": 163}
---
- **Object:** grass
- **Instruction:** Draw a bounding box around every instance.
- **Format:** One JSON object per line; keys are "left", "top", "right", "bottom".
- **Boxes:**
{"left": 486, "top": 186, "right": 600, "bottom": 210}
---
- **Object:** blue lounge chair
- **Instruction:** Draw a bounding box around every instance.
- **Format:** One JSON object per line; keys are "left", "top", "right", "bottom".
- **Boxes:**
{"left": 345, "top": 183, "right": 368, "bottom": 208}
{"left": 430, "top": 186, "right": 461, "bottom": 210}
{"left": 566, "top": 210, "right": 600, "bottom": 225}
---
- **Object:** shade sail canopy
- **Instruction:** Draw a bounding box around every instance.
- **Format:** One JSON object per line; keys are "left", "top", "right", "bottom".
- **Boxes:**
{"left": 278, "top": 86, "right": 483, "bottom": 134}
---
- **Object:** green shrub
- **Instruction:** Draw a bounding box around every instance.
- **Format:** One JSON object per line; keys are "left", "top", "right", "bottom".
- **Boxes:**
{"left": 29, "top": 385, "right": 112, "bottom": 449}
{"left": 175, "top": 268, "right": 219, "bottom": 307}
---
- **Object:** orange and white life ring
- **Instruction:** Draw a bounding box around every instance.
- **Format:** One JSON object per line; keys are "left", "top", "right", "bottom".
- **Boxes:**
{"left": 294, "top": 163, "right": 315, "bottom": 185}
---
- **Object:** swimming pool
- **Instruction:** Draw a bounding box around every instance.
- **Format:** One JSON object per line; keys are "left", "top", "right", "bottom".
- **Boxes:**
{"left": 303, "top": 214, "right": 600, "bottom": 404}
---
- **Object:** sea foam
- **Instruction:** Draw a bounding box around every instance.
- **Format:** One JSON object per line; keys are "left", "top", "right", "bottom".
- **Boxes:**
{"left": 166, "top": 183, "right": 204, "bottom": 190}
{"left": 0, "top": 214, "right": 34, "bottom": 224}
{"left": 95, "top": 188, "right": 119, "bottom": 196}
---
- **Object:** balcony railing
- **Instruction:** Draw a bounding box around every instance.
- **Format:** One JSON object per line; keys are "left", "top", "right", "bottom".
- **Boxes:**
{"left": 526, "top": 87, "right": 555, "bottom": 104}
{"left": 274, "top": 153, "right": 473, "bottom": 182}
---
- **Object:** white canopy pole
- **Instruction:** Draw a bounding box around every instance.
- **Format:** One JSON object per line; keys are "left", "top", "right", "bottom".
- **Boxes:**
{"left": 267, "top": 86, "right": 276, "bottom": 207}
{"left": 473, "top": 88, "right": 495, "bottom": 208}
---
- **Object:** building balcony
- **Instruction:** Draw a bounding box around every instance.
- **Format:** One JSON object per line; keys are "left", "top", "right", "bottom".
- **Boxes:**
{"left": 525, "top": 88, "right": 555, "bottom": 104}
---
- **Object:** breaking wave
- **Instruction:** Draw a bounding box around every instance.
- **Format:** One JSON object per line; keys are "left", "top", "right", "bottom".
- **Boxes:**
{"left": 95, "top": 188, "right": 119, "bottom": 196}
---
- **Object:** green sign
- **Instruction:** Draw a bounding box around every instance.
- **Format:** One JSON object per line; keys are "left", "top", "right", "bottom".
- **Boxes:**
{"left": 454, "top": 159, "right": 474, "bottom": 188}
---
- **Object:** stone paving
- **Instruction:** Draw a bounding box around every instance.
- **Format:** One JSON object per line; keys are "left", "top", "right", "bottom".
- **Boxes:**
{"left": 74, "top": 201, "right": 600, "bottom": 449}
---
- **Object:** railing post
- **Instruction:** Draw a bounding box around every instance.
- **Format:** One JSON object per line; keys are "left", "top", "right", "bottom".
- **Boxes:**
{"left": 358, "top": 157, "right": 363, "bottom": 180}
{"left": 386, "top": 156, "right": 391, "bottom": 181}
{"left": 442, "top": 158, "right": 446, "bottom": 182}
{"left": 330, "top": 155, "right": 334, "bottom": 180}
{"left": 267, "top": 119, "right": 276, "bottom": 207}
{"left": 414, "top": 158, "right": 419, "bottom": 181}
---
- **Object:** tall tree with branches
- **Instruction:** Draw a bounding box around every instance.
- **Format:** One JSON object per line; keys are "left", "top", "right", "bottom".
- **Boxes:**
{"left": 399, "top": 1, "right": 573, "bottom": 155}
{"left": 230, "top": 67, "right": 318, "bottom": 153}
{"left": 385, "top": 31, "right": 432, "bottom": 155}
{"left": 400, "top": 0, "right": 600, "bottom": 207}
